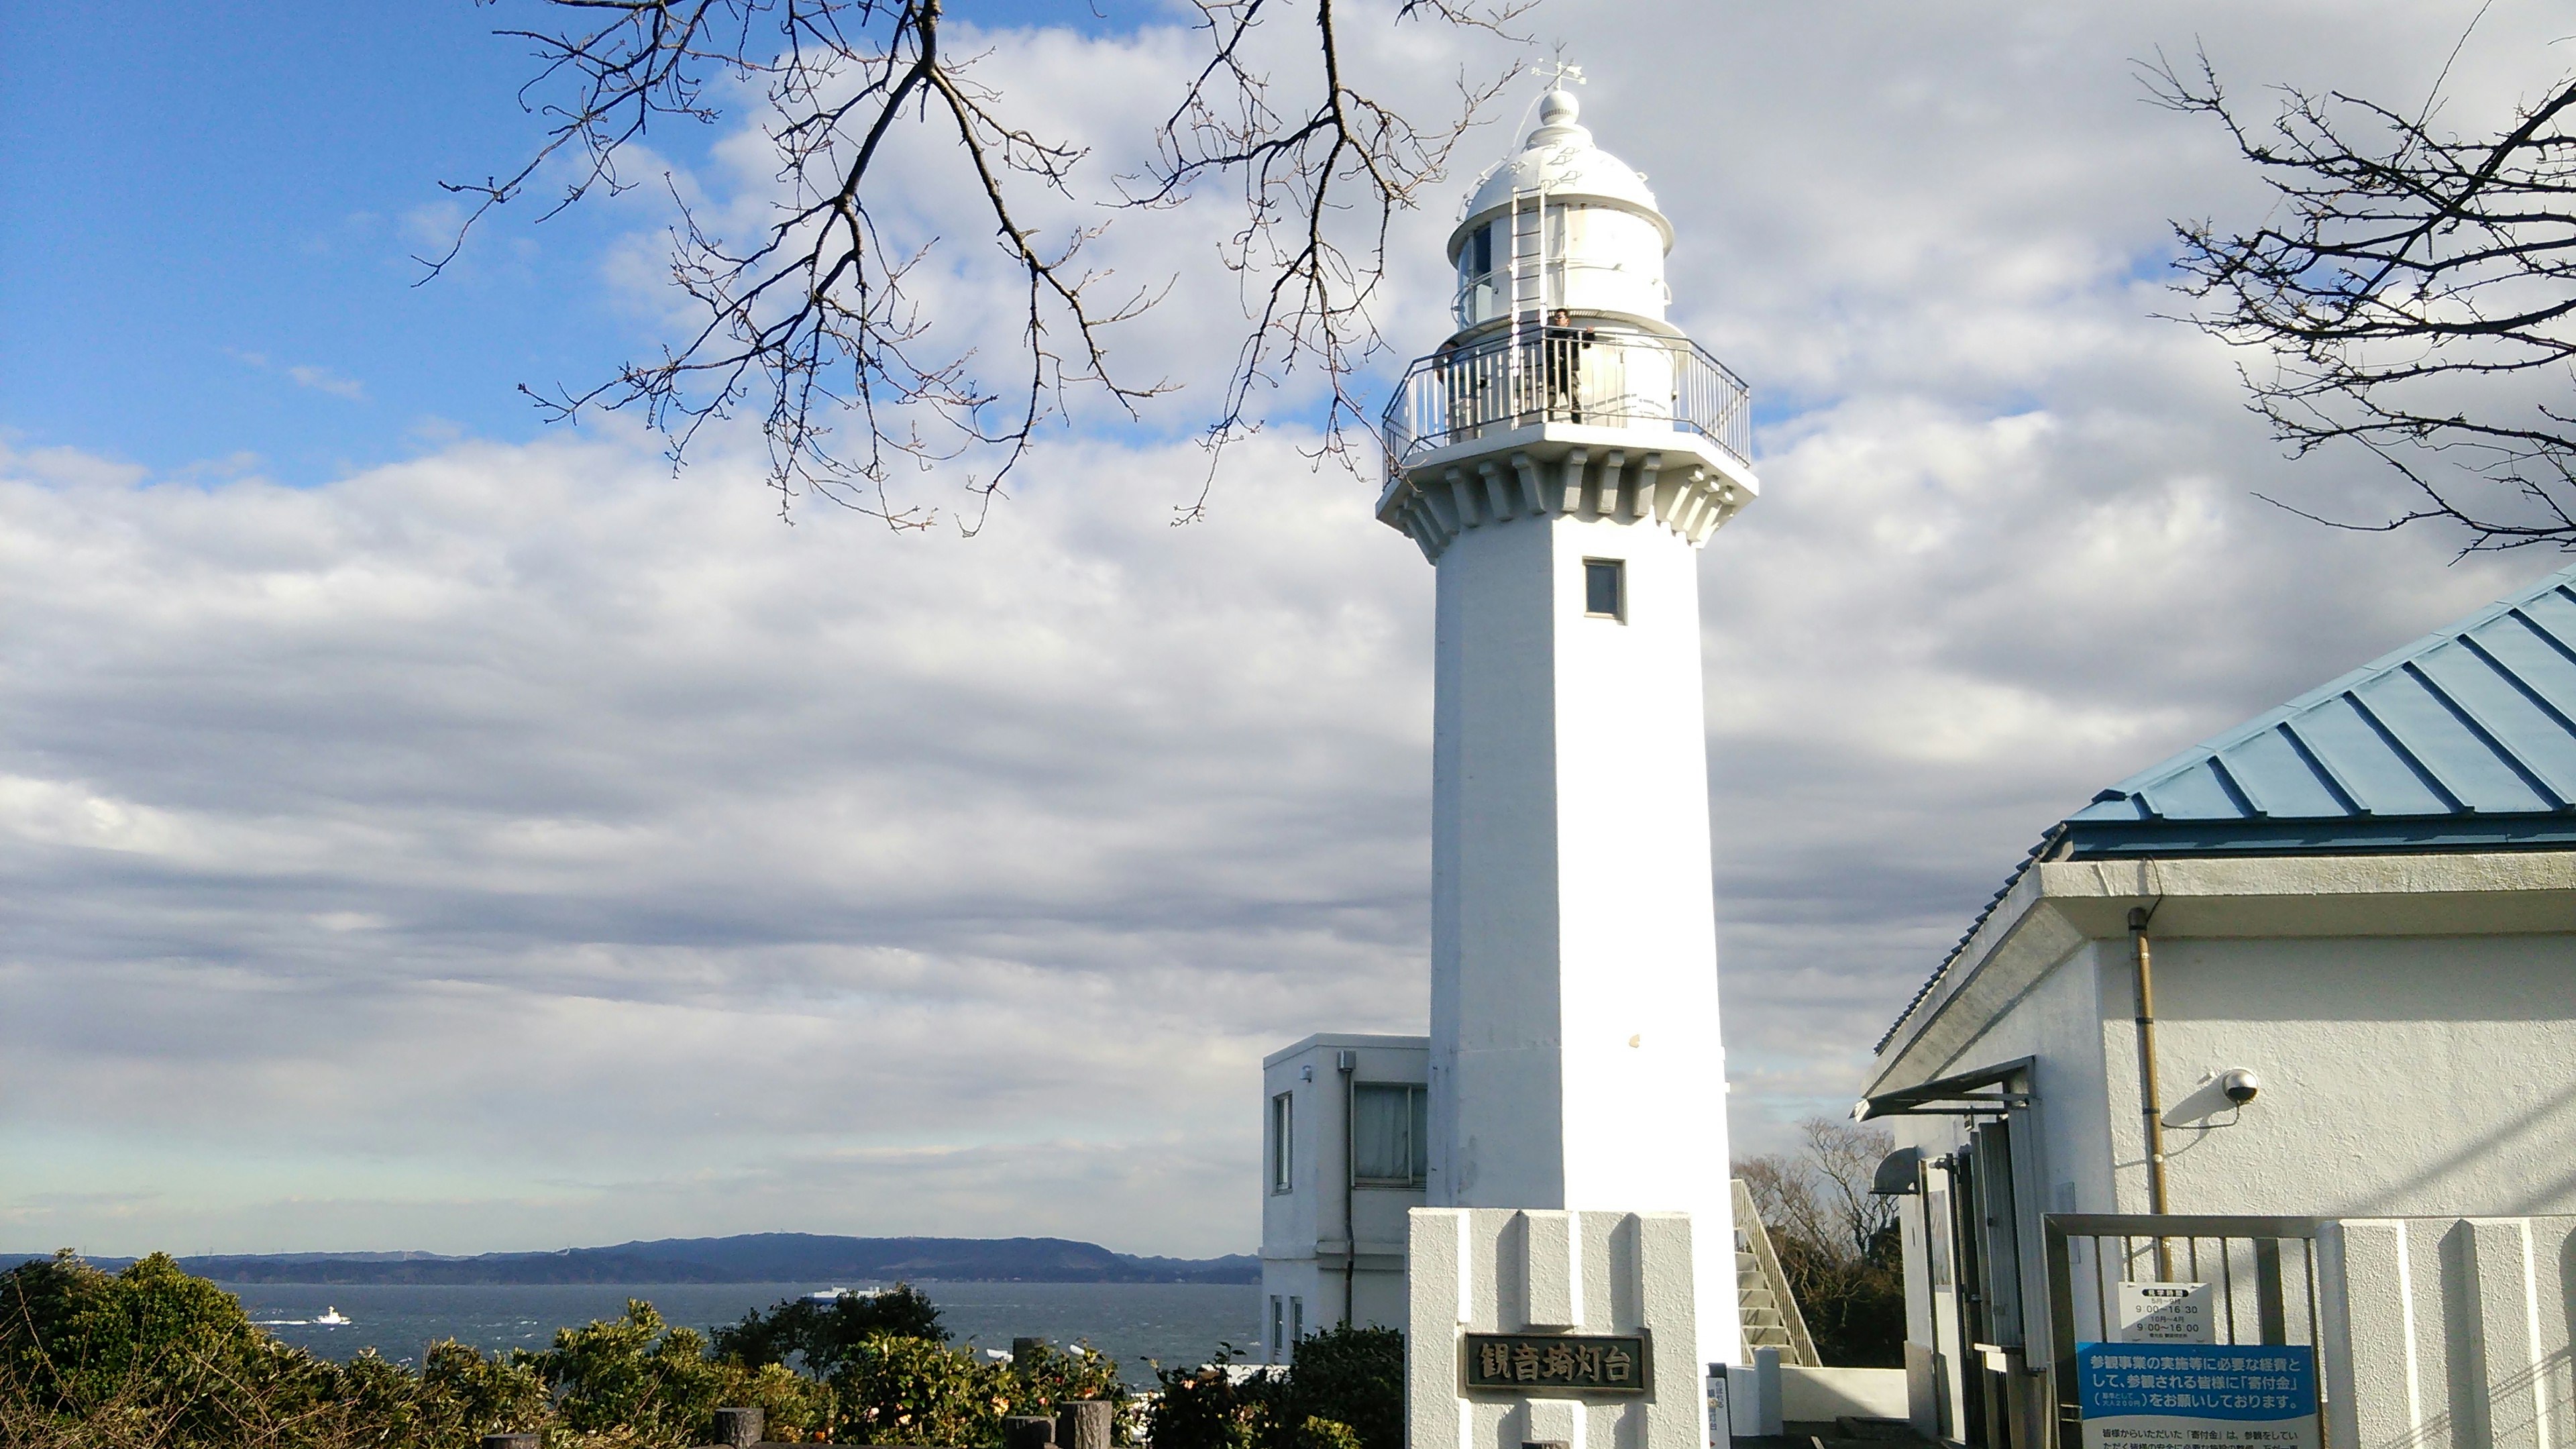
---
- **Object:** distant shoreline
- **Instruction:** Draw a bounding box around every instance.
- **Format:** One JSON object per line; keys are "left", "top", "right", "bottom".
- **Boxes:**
{"left": 11, "top": 1232, "right": 1258, "bottom": 1287}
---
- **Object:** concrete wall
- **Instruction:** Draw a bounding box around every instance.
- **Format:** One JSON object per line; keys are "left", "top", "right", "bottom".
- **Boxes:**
{"left": 2318, "top": 1216, "right": 2576, "bottom": 1449}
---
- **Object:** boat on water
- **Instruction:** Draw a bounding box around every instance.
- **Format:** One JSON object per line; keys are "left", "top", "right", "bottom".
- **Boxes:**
{"left": 803, "top": 1287, "right": 881, "bottom": 1304}
{"left": 314, "top": 1307, "right": 352, "bottom": 1326}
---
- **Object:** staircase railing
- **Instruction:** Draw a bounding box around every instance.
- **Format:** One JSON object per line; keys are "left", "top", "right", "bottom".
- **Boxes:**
{"left": 1732, "top": 1177, "right": 1823, "bottom": 1367}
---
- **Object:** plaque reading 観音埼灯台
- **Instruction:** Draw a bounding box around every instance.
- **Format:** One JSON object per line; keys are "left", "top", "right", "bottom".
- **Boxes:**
{"left": 1461, "top": 1333, "right": 1649, "bottom": 1395}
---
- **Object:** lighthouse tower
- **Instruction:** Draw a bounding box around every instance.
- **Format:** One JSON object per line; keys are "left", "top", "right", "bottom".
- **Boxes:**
{"left": 1380, "top": 85, "right": 1756, "bottom": 1449}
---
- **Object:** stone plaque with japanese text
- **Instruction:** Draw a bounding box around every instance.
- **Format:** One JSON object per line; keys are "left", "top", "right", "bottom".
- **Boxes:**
{"left": 1460, "top": 1333, "right": 1650, "bottom": 1395}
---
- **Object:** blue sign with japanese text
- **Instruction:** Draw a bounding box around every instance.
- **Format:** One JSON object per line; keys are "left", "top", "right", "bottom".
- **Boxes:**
{"left": 2076, "top": 1344, "right": 2317, "bottom": 1449}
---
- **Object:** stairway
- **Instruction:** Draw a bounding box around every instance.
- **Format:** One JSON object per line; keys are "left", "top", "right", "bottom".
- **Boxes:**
{"left": 1732, "top": 1178, "right": 1822, "bottom": 1366}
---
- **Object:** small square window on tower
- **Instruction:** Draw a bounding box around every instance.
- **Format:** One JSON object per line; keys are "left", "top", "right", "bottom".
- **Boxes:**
{"left": 1584, "top": 558, "right": 1625, "bottom": 619}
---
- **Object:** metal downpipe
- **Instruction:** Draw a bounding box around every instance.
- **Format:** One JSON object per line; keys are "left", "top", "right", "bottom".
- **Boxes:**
{"left": 2128, "top": 906, "right": 2172, "bottom": 1276}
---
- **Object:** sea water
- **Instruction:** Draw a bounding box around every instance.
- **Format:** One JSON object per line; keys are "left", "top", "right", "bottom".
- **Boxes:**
{"left": 227, "top": 1280, "right": 1261, "bottom": 1380}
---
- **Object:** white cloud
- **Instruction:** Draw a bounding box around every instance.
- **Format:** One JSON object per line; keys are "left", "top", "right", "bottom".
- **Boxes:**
{"left": 285, "top": 365, "right": 368, "bottom": 402}
{"left": 5, "top": 0, "right": 2569, "bottom": 1254}
{"left": 228, "top": 349, "right": 370, "bottom": 403}
{"left": 0, "top": 430, "right": 1432, "bottom": 1256}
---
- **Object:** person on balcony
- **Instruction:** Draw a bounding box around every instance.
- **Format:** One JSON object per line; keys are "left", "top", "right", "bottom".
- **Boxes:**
{"left": 1542, "top": 309, "right": 1595, "bottom": 423}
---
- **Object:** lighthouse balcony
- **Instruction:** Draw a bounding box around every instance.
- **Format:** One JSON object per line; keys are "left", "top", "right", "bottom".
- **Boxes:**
{"left": 1379, "top": 326, "right": 1750, "bottom": 478}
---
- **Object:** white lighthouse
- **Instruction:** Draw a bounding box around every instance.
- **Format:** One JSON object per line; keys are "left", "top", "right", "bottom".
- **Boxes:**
{"left": 1379, "top": 84, "right": 1756, "bottom": 1449}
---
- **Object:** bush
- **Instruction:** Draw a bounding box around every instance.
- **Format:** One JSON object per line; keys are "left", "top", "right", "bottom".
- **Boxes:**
{"left": 826, "top": 1334, "right": 1128, "bottom": 1448}
{"left": 0, "top": 1252, "right": 547, "bottom": 1449}
{"left": 1143, "top": 1354, "right": 1275, "bottom": 1449}
{"left": 712, "top": 1286, "right": 947, "bottom": 1376}
{"left": 524, "top": 1301, "right": 830, "bottom": 1449}
{"left": 1290, "top": 1419, "right": 1360, "bottom": 1449}
{"left": 1269, "top": 1328, "right": 1398, "bottom": 1449}
{"left": 1, "top": 1256, "right": 1150, "bottom": 1449}
{"left": 1143, "top": 1327, "right": 1400, "bottom": 1449}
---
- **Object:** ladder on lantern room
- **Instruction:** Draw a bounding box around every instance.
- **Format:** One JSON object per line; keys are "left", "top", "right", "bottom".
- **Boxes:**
{"left": 1733, "top": 1177, "right": 1823, "bottom": 1366}
{"left": 1501, "top": 175, "right": 1552, "bottom": 419}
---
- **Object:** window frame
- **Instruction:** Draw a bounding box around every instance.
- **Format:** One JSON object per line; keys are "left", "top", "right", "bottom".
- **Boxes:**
{"left": 1583, "top": 557, "right": 1625, "bottom": 621}
{"left": 1349, "top": 1080, "right": 1430, "bottom": 1188}
{"left": 1269, "top": 1090, "right": 1295, "bottom": 1194}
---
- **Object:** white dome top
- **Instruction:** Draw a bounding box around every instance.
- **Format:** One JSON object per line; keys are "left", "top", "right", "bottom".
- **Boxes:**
{"left": 1448, "top": 88, "right": 1670, "bottom": 264}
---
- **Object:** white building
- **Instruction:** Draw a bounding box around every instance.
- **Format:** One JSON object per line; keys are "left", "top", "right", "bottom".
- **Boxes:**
{"left": 1267, "top": 81, "right": 1762, "bottom": 1449}
{"left": 1256, "top": 1034, "right": 1431, "bottom": 1362}
{"left": 1862, "top": 563, "right": 2576, "bottom": 1449}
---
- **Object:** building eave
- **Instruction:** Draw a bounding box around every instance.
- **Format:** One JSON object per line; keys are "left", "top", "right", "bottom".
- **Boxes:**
{"left": 1864, "top": 846, "right": 2576, "bottom": 1099}
{"left": 2062, "top": 813, "right": 2576, "bottom": 857}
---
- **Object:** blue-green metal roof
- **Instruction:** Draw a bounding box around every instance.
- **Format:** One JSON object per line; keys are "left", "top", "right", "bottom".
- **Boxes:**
{"left": 1876, "top": 561, "right": 2576, "bottom": 1057}
{"left": 2063, "top": 559, "right": 2576, "bottom": 857}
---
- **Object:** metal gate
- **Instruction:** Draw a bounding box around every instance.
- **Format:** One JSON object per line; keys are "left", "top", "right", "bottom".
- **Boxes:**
{"left": 2040, "top": 1214, "right": 2329, "bottom": 1449}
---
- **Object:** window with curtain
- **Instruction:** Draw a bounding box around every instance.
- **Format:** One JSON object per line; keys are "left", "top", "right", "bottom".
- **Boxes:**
{"left": 1351, "top": 1082, "right": 1428, "bottom": 1185}
{"left": 1270, "top": 1091, "right": 1294, "bottom": 1192}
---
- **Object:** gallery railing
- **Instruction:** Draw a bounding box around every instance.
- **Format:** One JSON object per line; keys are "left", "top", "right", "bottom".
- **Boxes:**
{"left": 1380, "top": 327, "right": 1751, "bottom": 474}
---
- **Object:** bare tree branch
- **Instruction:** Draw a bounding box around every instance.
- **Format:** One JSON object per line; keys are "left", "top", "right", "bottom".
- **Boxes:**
{"left": 443, "top": 0, "right": 1538, "bottom": 529}
{"left": 1132, "top": 0, "right": 1536, "bottom": 522}
{"left": 2145, "top": 42, "right": 2576, "bottom": 551}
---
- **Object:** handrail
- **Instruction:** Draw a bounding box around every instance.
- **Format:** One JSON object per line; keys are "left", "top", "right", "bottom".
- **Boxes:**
{"left": 1380, "top": 325, "right": 1750, "bottom": 476}
{"left": 1733, "top": 1177, "right": 1823, "bottom": 1368}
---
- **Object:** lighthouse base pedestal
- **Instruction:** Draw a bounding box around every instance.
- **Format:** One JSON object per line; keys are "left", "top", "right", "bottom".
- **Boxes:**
{"left": 1406, "top": 1208, "right": 1716, "bottom": 1449}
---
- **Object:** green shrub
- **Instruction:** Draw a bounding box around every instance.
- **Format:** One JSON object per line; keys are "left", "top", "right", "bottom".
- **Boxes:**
{"left": 1143, "top": 1354, "right": 1278, "bottom": 1449}
{"left": 1291, "top": 1418, "right": 1360, "bottom": 1449}
{"left": 825, "top": 1332, "right": 991, "bottom": 1446}
{"left": 992, "top": 1341, "right": 1124, "bottom": 1430}
{"left": 1271, "top": 1328, "right": 1399, "bottom": 1449}
{"left": 712, "top": 1286, "right": 947, "bottom": 1376}
{"left": 0, "top": 1256, "right": 1146, "bottom": 1449}
{"left": 822, "top": 1332, "right": 1130, "bottom": 1446}
{"left": 523, "top": 1302, "right": 828, "bottom": 1449}
{"left": 0, "top": 1252, "right": 547, "bottom": 1449}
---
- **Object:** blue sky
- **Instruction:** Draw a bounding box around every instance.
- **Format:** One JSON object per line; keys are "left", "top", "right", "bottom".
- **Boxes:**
{"left": 4, "top": 3, "right": 618, "bottom": 478}
{"left": 3, "top": 0, "right": 2563, "bottom": 1257}
{"left": 0, "top": 1, "right": 1173, "bottom": 484}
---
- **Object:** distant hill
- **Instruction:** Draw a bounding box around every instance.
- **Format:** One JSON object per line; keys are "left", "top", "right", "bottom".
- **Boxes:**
{"left": 11, "top": 1234, "right": 1258, "bottom": 1286}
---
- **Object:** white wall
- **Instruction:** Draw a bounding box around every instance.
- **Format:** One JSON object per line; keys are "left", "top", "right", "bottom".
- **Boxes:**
{"left": 1890, "top": 933, "right": 2113, "bottom": 1432}
{"left": 2102, "top": 934, "right": 2576, "bottom": 1220}
{"left": 1430, "top": 514, "right": 1564, "bottom": 1210}
{"left": 1428, "top": 498, "right": 1739, "bottom": 1366}
{"left": 1886, "top": 912, "right": 2576, "bottom": 1441}
{"left": 1259, "top": 1034, "right": 1428, "bottom": 1360}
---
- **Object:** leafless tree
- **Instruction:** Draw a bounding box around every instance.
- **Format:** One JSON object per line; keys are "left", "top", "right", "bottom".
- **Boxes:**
{"left": 2148, "top": 43, "right": 2576, "bottom": 551}
{"left": 435, "top": 0, "right": 1535, "bottom": 529}
{"left": 1735, "top": 1118, "right": 1902, "bottom": 1367}
{"left": 1737, "top": 1118, "right": 1896, "bottom": 1267}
